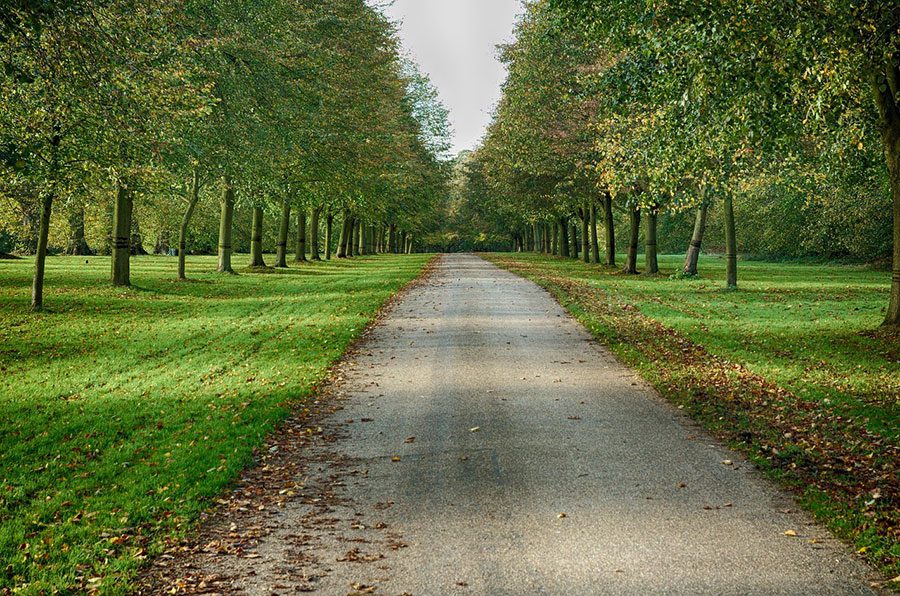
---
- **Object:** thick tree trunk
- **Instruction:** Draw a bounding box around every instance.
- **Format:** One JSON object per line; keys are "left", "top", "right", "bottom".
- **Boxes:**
{"left": 67, "top": 204, "right": 92, "bottom": 255}
{"left": 325, "top": 213, "right": 334, "bottom": 260}
{"left": 724, "top": 194, "right": 738, "bottom": 288}
{"left": 603, "top": 193, "right": 616, "bottom": 267}
{"left": 111, "top": 179, "right": 133, "bottom": 286}
{"left": 624, "top": 206, "right": 641, "bottom": 275}
{"left": 31, "top": 128, "right": 59, "bottom": 310}
{"left": 294, "top": 207, "right": 306, "bottom": 263}
{"left": 559, "top": 218, "right": 570, "bottom": 257}
{"left": 580, "top": 207, "right": 589, "bottom": 263}
{"left": 177, "top": 168, "right": 200, "bottom": 280}
{"left": 310, "top": 207, "right": 321, "bottom": 260}
{"left": 874, "top": 63, "right": 900, "bottom": 325}
{"left": 217, "top": 176, "right": 235, "bottom": 273}
{"left": 276, "top": 199, "right": 291, "bottom": 267}
{"left": 682, "top": 203, "right": 709, "bottom": 276}
{"left": 645, "top": 206, "right": 659, "bottom": 275}
{"left": 249, "top": 206, "right": 266, "bottom": 267}
{"left": 590, "top": 204, "right": 600, "bottom": 264}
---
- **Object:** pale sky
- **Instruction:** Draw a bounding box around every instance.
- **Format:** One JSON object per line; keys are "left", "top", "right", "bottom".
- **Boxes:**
{"left": 377, "top": 0, "right": 522, "bottom": 155}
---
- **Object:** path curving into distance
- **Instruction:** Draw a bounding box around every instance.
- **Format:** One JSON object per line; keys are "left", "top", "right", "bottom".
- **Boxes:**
{"left": 149, "top": 254, "right": 876, "bottom": 595}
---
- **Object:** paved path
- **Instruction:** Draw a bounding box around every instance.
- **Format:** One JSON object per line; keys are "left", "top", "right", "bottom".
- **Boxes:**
{"left": 163, "top": 254, "right": 876, "bottom": 595}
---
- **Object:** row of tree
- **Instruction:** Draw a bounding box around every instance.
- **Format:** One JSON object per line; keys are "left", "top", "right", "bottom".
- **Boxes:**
{"left": 1, "top": 0, "right": 451, "bottom": 310}
{"left": 459, "top": 0, "right": 899, "bottom": 326}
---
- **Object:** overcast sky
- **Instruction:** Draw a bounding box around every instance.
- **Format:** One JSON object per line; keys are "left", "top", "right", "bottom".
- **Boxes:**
{"left": 377, "top": 0, "right": 522, "bottom": 156}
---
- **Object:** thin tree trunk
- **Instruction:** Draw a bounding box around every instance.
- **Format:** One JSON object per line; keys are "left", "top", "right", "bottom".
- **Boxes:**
{"left": 130, "top": 216, "right": 147, "bottom": 255}
{"left": 624, "top": 206, "right": 641, "bottom": 274}
{"left": 249, "top": 206, "right": 266, "bottom": 267}
{"left": 603, "top": 193, "right": 616, "bottom": 267}
{"left": 559, "top": 218, "right": 570, "bottom": 257}
{"left": 310, "top": 207, "right": 321, "bottom": 260}
{"left": 217, "top": 176, "right": 235, "bottom": 273}
{"left": 111, "top": 178, "right": 133, "bottom": 286}
{"left": 337, "top": 210, "right": 351, "bottom": 258}
{"left": 31, "top": 127, "right": 60, "bottom": 310}
{"left": 356, "top": 218, "right": 365, "bottom": 255}
{"left": 349, "top": 218, "right": 359, "bottom": 257}
{"left": 325, "top": 213, "right": 334, "bottom": 260}
{"left": 874, "top": 63, "right": 900, "bottom": 325}
{"left": 682, "top": 203, "right": 709, "bottom": 276}
{"left": 294, "top": 207, "right": 307, "bottom": 263}
{"left": 276, "top": 199, "right": 291, "bottom": 267}
{"left": 645, "top": 206, "right": 659, "bottom": 275}
{"left": 570, "top": 222, "right": 578, "bottom": 259}
{"left": 724, "top": 194, "right": 738, "bottom": 288}
{"left": 590, "top": 204, "right": 600, "bottom": 264}
{"left": 177, "top": 168, "right": 200, "bottom": 280}
{"left": 580, "top": 207, "right": 589, "bottom": 263}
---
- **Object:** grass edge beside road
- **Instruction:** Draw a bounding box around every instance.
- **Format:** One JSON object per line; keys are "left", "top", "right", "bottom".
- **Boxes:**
{"left": 483, "top": 252, "right": 899, "bottom": 587}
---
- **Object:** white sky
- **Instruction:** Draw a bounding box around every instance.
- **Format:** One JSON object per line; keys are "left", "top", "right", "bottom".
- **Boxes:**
{"left": 377, "top": 0, "right": 522, "bottom": 156}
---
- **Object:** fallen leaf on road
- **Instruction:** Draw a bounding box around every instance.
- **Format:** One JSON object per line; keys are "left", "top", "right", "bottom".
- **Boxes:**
{"left": 469, "top": 427, "right": 480, "bottom": 433}
{"left": 783, "top": 530, "right": 798, "bottom": 537}
{"left": 391, "top": 456, "right": 401, "bottom": 462}
{"left": 404, "top": 436, "right": 415, "bottom": 443}
{"left": 557, "top": 512, "right": 567, "bottom": 519}
{"left": 721, "top": 460, "right": 733, "bottom": 466}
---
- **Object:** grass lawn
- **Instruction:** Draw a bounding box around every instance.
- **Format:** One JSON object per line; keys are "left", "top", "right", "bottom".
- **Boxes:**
{"left": 0, "top": 253, "right": 431, "bottom": 594}
{"left": 486, "top": 252, "right": 899, "bottom": 581}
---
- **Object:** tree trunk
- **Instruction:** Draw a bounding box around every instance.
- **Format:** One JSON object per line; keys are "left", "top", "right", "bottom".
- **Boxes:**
{"left": 337, "top": 210, "right": 351, "bottom": 258}
{"left": 31, "top": 128, "right": 59, "bottom": 310}
{"left": 590, "top": 204, "right": 600, "bottom": 264}
{"left": 559, "top": 218, "right": 570, "bottom": 257}
{"left": 177, "top": 168, "right": 200, "bottom": 280}
{"left": 874, "top": 62, "right": 900, "bottom": 325}
{"left": 130, "top": 216, "right": 148, "bottom": 255}
{"left": 349, "top": 218, "right": 359, "bottom": 257}
{"left": 111, "top": 178, "right": 133, "bottom": 286}
{"left": 581, "top": 206, "right": 589, "bottom": 263}
{"left": 217, "top": 176, "right": 235, "bottom": 273}
{"left": 645, "top": 206, "right": 659, "bottom": 275}
{"left": 724, "top": 194, "right": 738, "bottom": 288}
{"left": 293, "top": 207, "right": 306, "bottom": 263}
{"left": 310, "top": 207, "right": 321, "bottom": 260}
{"left": 325, "top": 212, "right": 334, "bottom": 260}
{"left": 67, "top": 204, "right": 92, "bottom": 255}
{"left": 603, "top": 193, "right": 616, "bottom": 267}
{"left": 532, "top": 223, "right": 540, "bottom": 252}
{"left": 624, "top": 206, "right": 641, "bottom": 274}
{"left": 682, "top": 203, "right": 709, "bottom": 276}
{"left": 31, "top": 192, "right": 54, "bottom": 310}
{"left": 276, "top": 199, "right": 291, "bottom": 267}
{"left": 570, "top": 222, "right": 579, "bottom": 259}
{"left": 356, "top": 218, "right": 365, "bottom": 255}
{"left": 249, "top": 206, "right": 266, "bottom": 267}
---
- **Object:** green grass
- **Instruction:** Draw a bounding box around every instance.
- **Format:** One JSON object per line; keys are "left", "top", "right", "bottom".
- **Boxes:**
{"left": 486, "top": 252, "right": 899, "bottom": 581}
{"left": 0, "top": 253, "right": 430, "bottom": 594}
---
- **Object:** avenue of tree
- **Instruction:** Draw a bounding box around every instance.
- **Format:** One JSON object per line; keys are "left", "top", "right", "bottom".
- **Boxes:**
{"left": 1, "top": 0, "right": 451, "bottom": 311}
{"left": 453, "top": 0, "right": 899, "bottom": 327}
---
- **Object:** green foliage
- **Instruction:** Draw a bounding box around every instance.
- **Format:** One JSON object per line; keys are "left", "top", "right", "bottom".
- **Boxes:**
{"left": 0, "top": 253, "right": 430, "bottom": 593}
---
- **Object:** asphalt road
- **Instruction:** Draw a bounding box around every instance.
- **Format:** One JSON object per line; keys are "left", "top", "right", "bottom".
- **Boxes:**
{"left": 174, "top": 254, "right": 877, "bottom": 595}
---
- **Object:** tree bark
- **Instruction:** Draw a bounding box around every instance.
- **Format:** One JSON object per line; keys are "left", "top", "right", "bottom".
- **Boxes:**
{"left": 682, "top": 203, "right": 709, "bottom": 276}
{"left": 603, "top": 193, "right": 616, "bottom": 267}
{"left": 249, "top": 206, "right": 266, "bottom": 267}
{"left": 67, "top": 204, "right": 92, "bottom": 255}
{"left": 310, "top": 207, "right": 321, "bottom": 260}
{"left": 645, "top": 206, "right": 659, "bottom": 275}
{"left": 559, "top": 218, "right": 570, "bottom": 257}
{"left": 356, "top": 218, "right": 365, "bottom": 255}
{"left": 325, "top": 212, "right": 334, "bottom": 260}
{"left": 177, "top": 168, "right": 200, "bottom": 280}
{"left": 293, "top": 207, "right": 306, "bottom": 263}
{"left": 623, "top": 206, "right": 641, "bottom": 274}
{"left": 571, "top": 222, "right": 579, "bottom": 259}
{"left": 130, "top": 216, "right": 148, "bottom": 255}
{"left": 874, "top": 62, "right": 900, "bottom": 325}
{"left": 581, "top": 206, "right": 589, "bottom": 263}
{"left": 276, "top": 199, "right": 291, "bottom": 267}
{"left": 31, "top": 127, "right": 60, "bottom": 310}
{"left": 111, "top": 178, "right": 133, "bottom": 286}
{"left": 590, "top": 204, "right": 600, "bottom": 264}
{"left": 337, "top": 210, "right": 351, "bottom": 258}
{"left": 217, "top": 176, "right": 235, "bottom": 273}
{"left": 724, "top": 194, "right": 738, "bottom": 288}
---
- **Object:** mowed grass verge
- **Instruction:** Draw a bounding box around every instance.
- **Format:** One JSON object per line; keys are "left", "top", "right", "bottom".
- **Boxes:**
{"left": 0, "top": 253, "right": 431, "bottom": 594}
{"left": 485, "top": 253, "right": 899, "bottom": 581}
